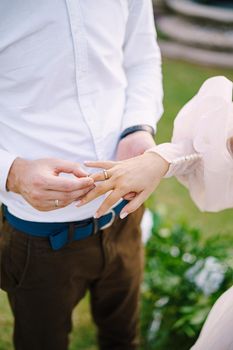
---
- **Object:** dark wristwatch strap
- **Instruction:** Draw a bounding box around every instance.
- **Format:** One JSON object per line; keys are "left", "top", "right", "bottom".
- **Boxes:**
{"left": 120, "top": 125, "right": 155, "bottom": 140}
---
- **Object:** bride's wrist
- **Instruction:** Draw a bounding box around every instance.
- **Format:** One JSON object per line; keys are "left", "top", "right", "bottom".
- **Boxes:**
{"left": 143, "top": 151, "right": 170, "bottom": 177}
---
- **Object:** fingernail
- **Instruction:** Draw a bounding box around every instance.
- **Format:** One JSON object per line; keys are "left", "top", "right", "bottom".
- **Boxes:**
{"left": 120, "top": 212, "right": 128, "bottom": 219}
{"left": 75, "top": 200, "right": 82, "bottom": 207}
{"left": 94, "top": 212, "right": 100, "bottom": 219}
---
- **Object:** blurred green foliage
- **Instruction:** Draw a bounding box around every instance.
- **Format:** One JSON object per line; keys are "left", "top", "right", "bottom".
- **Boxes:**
{"left": 141, "top": 208, "right": 233, "bottom": 350}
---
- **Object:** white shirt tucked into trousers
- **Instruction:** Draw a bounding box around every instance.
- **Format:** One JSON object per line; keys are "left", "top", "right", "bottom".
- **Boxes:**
{"left": 0, "top": 0, "right": 163, "bottom": 222}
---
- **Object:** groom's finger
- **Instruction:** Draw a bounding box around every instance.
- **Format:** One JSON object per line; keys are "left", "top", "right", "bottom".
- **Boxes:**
{"left": 84, "top": 160, "right": 117, "bottom": 169}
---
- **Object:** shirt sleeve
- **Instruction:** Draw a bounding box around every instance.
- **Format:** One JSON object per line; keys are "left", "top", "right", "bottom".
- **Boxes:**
{"left": 0, "top": 150, "right": 17, "bottom": 192}
{"left": 146, "top": 141, "right": 202, "bottom": 178}
{"left": 121, "top": 0, "right": 163, "bottom": 133}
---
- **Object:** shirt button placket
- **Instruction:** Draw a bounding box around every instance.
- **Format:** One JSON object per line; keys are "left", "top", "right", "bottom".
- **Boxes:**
{"left": 65, "top": 0, "right": 102, "bottom": 159}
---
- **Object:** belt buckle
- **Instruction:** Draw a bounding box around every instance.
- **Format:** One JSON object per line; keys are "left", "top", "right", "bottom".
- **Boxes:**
{"left": 101, "top": 209, "right": 116, "bottom": 230}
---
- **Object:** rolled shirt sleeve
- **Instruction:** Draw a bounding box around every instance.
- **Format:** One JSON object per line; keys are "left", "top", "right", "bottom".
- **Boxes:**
{"left": 121, "top": 0, "right": 163, "bottom": 132}
{"left": 0, "top": 150, "right": 17, "bottom": 192}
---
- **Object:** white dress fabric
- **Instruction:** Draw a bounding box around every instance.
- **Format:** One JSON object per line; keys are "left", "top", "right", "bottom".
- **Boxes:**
{"left": 149, "top": 76, "right": 233, "bottom": 349}
{"left": 149, "top": 76, "right": 233, "bottom": 212}
{"left": 191, "top": 285, "right": 233, "bottom": 350}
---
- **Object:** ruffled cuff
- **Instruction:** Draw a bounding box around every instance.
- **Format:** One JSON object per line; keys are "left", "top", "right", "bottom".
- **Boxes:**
{"left": 146, "top": 141, "right": 202, "bottom": 178}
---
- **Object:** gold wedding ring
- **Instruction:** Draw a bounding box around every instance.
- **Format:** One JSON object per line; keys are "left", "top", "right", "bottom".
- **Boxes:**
{"left": 103, "top": 169, "right": 109, "bottom": 180}
{"left": 55, "top": 199, "right": 59, "bottom": 208}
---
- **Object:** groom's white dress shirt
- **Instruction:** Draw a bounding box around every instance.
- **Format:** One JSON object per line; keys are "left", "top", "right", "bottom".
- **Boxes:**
{"left": 0, "top": 0, "right": 163, "bottom": 222}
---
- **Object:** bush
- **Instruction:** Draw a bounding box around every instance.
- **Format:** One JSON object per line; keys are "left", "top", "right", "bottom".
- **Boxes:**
{"left": 141, "top": 208, "right": 233, "bottom": 350}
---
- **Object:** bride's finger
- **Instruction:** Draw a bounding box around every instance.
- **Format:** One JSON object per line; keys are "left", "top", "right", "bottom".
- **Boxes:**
{"left": 119, "top": 190, "right": 149, "bottom": 218}
{"left": 84, "top": 160, "right": 117, "bottom": 170}
{"left": 76, "top": 181, "right": 113, "bottom": 207}
{"left": 89, "top": 169, "right": 113, "bottom": 182}
{"left": 123, "top": 192, "right": 137, "bottom": 200}
{"left": 95, "top": 191, "right": 123, "bottom": 218}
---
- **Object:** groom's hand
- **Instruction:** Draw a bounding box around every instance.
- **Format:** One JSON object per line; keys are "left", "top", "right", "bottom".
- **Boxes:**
{"left": 116, "top": 130, "right": 156, "bottom": 161}
{"left": 7, "top": 157, "right": 94, "bottom": 211}
{"left": 116, "top": 130, "right": 156, "bottom": 200}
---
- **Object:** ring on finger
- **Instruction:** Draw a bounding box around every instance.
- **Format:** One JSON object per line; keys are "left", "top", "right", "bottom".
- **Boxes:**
{"left": 103, "top": 169, "right": 110, "bottom": 180}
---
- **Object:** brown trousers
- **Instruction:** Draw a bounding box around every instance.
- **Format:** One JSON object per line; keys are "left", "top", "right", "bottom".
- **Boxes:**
{"left": 0, "top": 207, "right": 144, "bottom": 350}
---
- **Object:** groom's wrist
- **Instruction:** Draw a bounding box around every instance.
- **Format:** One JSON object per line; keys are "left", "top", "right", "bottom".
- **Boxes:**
{"left": 120, "top": 125, "right": 155, "bottom": 140}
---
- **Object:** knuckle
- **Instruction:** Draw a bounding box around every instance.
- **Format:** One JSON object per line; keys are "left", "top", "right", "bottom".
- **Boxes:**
{"left": 119, "top": 183, "right": 127, "bottom": 192}
{"left": 113, "top": 171, "right": 126, "bottom": 185}
{"left": 30, "top": 191, "right": 41, "bottom": 201}
{"left": 32, "top": 176, "right": 45, "bottom": 188}
{"left": 114, "top": 169, "right": 123, "bottom": 180}
{"left": 62, "top": 192, "right": 71, "bottom": 200}
{"left": 63, "top": 183, "right": 74, "bottom": 192}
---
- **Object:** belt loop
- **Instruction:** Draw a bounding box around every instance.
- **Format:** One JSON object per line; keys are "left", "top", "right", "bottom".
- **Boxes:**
{"left": 68, "top": 222, "right": 75, "bottom": 243}
{"left": 1, "top": 205, "right": 6, "bottom": 224}
{"left": 92, "top": 218, "right": 99, "bottom": 235}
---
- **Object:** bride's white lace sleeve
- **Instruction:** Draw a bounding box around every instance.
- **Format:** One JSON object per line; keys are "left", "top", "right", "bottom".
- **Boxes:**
{"left": 147, "top": 141, "right": 201, "bottom": 178}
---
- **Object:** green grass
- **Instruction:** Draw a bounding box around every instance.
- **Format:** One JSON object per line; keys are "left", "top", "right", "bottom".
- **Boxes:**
{"left": 0, "top": 59, "right": 233, "bottom": 349}
{"left": 0, "top": 293, "right": 13, "bottom": 350}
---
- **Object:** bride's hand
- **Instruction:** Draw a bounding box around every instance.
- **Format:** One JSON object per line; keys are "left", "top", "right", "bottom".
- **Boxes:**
{"left": 77, "top": 152, "right": 169, "bottom": 218}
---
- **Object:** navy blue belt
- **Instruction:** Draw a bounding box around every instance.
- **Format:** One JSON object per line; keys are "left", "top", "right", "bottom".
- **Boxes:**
{"left": 2, "top": 200, "right": 127, "bottom": 251}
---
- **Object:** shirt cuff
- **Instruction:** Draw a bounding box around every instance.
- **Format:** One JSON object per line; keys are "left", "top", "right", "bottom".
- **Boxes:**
{"left": 0, "top": 150, "right": 17, "bottom": 192}
{"left": 146, "top": 142, "right": 201, "bottom": 178}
